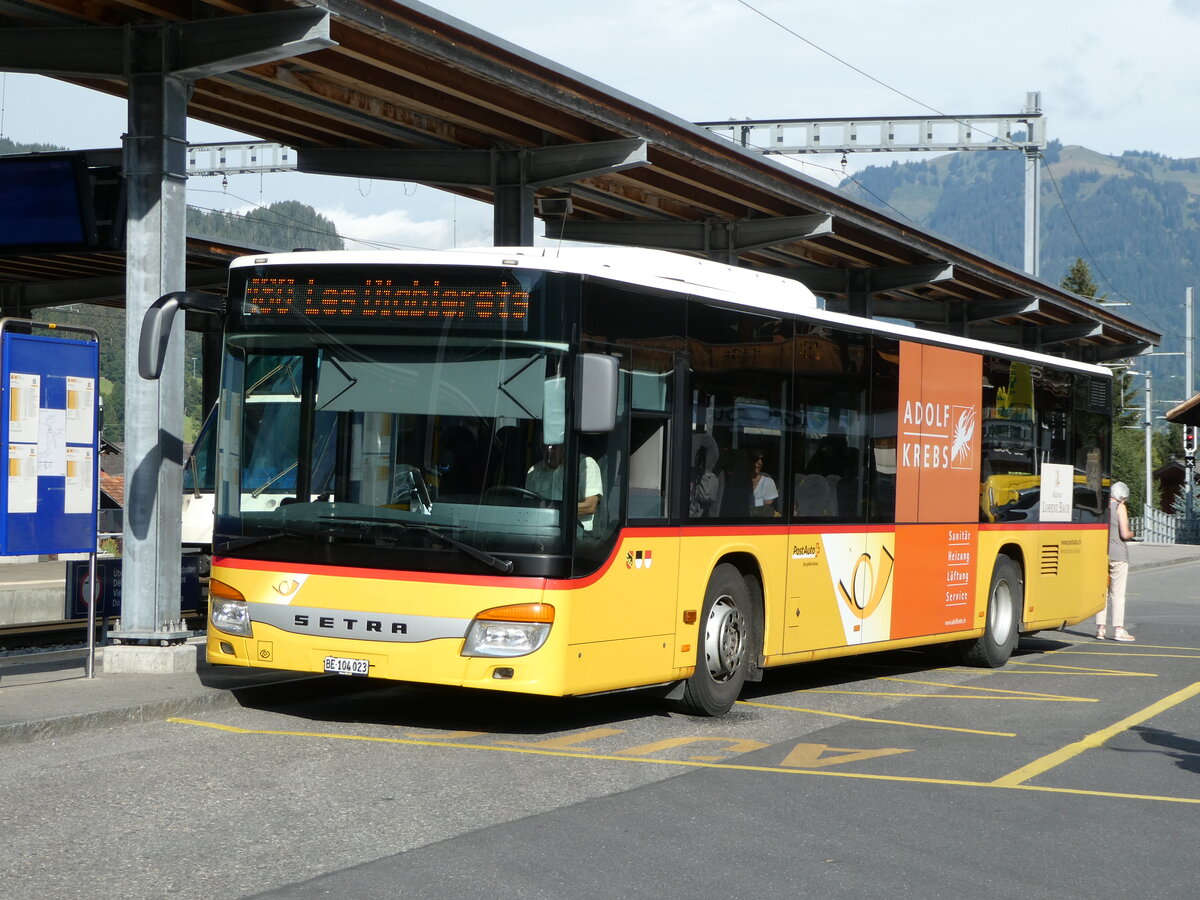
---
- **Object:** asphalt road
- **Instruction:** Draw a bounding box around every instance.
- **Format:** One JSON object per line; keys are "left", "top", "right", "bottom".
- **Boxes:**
{"left": 2, "top": 561, "right": 1199, "bottom": 899}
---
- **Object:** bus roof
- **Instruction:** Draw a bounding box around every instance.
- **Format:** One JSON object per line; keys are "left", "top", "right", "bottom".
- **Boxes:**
{"left": 230, "top": 246, "right": 1111, "bottom": 378}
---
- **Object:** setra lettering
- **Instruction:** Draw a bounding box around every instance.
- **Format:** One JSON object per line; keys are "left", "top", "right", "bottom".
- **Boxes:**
{"left": 291, "top": 613, "right": 407, "bottom": 635}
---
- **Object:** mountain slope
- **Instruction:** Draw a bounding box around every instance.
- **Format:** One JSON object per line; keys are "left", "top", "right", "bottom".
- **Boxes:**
{"left": 839, "top": 143, "right": 1200, "bottom": 344}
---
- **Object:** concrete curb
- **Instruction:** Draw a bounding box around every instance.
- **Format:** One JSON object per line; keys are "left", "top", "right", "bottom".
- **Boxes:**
{"left": 0, "top": 670, "right": 325, "bottom": 746}
{"left": 0, "top": 687, "right": 242, "bottom": 746}
{"left": 1129, "top": 557, "right": 1200, "bottom": 573}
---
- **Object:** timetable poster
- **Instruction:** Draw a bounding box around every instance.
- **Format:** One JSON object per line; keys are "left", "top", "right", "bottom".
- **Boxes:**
{"left": 7, "top": 443, "right": 37, "bottom": 513}
{"left": 8, "top": 372, "right": 39, "bottom": 443}
{"left": 65, "top": 376, "right": 95, "bottom": 445}
{"left": 65, "top": 446, "right": 93, "bottom": 515}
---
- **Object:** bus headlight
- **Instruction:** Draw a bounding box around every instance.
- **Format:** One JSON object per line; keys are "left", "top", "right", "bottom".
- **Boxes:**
{"left": 462, "top": 603, "right": 554, "bottom": 658}
{"left": 209, "top": 578, "right": 252, "bottom": 637}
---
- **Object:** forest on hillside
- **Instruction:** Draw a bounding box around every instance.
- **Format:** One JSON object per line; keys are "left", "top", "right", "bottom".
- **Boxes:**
{"left": 839, "top": 141, "right": 1199, "bottom": 346}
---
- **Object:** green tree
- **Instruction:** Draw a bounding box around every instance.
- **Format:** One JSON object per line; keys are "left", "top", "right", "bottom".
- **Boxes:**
{"left": 1153, "top": 422, "right": 1183, "bottom": 469}
{"left": 1061, "top": 257, "right": 1100, "bottom": 298}
{"left": 186, "top": 201, "right": 344, "bottom": 251}
{"left": 1061, "top": 257, "right": 1139, "bottom": 510}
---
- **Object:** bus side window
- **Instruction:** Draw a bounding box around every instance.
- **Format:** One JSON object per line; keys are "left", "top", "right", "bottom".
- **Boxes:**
{"left": 790, "top": 324, "right": 869, "bottom": 522}
{"left": 868, "top": 338, "right": 899, "bottom": 523}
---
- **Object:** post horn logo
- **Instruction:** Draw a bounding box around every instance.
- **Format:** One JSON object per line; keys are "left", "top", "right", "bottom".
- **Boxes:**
{"left": 837, "top": 546, "right": 895, "bottom": 619}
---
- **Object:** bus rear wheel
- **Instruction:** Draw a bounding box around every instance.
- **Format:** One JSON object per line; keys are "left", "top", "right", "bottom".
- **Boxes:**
{"left": 673, "top": 564, "right": 753, "bottom": 716}
{"left": 959, "top": 554, "right": 1022, "bottom": 668}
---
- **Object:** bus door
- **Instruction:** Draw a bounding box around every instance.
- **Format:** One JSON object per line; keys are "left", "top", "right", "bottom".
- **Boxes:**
{"left": 785, "top": 326, "right": 874, "bottom": 654}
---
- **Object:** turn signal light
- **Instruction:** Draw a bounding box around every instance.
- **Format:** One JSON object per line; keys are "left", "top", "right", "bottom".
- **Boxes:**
{"left": 475, "top": 603, "right": 555, "bottom": 623}
{"left": 209, "top": 578, "right": 245, "bottom": 601}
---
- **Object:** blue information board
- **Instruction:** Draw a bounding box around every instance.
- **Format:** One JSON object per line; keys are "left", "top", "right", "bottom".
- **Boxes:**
{"left": 64, "top": 555, "right": 202, "bottom": 619}
{"left": 0, "top": 323, "right": 100, "bottom": 555}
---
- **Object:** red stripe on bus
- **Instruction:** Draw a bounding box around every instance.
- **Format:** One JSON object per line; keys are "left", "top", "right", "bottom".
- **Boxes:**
{"left": 214, "top": 520, "right": 1100, "bottom": 593}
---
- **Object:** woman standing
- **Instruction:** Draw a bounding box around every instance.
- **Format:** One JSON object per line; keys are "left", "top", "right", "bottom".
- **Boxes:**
{"left": 1096, "top": 481, "right": 1136, "bottom": 641}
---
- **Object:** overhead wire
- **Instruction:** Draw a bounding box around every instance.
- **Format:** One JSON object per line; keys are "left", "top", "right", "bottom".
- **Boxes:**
{"left": 731, "top": 0, "right": 1143, "bottom": 310}
{"left": 731, "top": 0, "right": 1031, "bottom": 152}
{"left": 738, "top": 140, "right": 920, "bottom": 225}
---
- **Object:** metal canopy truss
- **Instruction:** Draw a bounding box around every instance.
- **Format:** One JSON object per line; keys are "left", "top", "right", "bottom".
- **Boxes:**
{"left": 0, "top": 0, "right": 1157, "bottom": 369}
{"left": 298, "top": 139, "right": 649, "bottom": 245}
{"left": 0, "top": 6, "right": 335, "bottom": 78}
{"left": 555, "top": 214, "right": 832, "bottom": 266}
{"left": 188, "top": 142, "right": 297, "bottom": 176}
{"left": 696, "top": 110, "right": 1046, "bottom": 155}
{"left": 700, "top": 93, "right": 1047, "bottom": 277}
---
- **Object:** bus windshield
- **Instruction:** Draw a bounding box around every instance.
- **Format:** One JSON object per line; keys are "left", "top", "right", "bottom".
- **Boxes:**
{"left": 214, "top": 334, "right": 578, "bottom": 568}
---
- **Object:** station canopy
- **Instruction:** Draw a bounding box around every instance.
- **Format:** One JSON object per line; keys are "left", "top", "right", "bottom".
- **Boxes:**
{"left": 0, "top": 0, "right": 1159, "bottom": 362}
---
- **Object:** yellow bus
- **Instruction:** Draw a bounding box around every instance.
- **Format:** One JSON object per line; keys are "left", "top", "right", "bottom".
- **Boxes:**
{"left": 143, "top": 247, "right": 1111, "bottom": 715}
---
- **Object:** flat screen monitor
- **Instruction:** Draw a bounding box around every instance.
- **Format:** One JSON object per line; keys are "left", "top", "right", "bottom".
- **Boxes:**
{"left": 0, "top": 155, "right": 97, "bottom": 253}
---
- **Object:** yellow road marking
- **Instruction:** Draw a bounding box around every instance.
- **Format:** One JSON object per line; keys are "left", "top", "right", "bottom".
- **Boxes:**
{"left": 993, "top": 681, "right": 1200, "bottom": 787}
{"left": 167, "top": 716, "right": 1200, "bottom": 805}
{"left": 738, "top": 700, "right": 1016, "bottom": 736}
{"left": 1069, "top": 642, "right": 1200, "bottom": 652}
{"left": 883, "top": 678, "right": 1096, "bottom": 702}
{"left": 614, "top": 736, "right": 769, "bottom": 760}
{"left": 800, "top": 688, "right": 1082, "bottom": 701}
{"left": 1047, "top": 651, "right": 1200, "bottom": 660}
{"left": 779, "top": 743, "right": 910, "bottom": 768}
{"left": 497, "top": 728, "right": 625, "bottom": 751}
{"left": 1006, "top": 661, "right": 1158, "bottom": 677}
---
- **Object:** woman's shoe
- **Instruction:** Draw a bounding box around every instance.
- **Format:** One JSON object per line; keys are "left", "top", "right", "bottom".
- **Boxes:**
{"left": 1112, "top": 627, "right": 1135, "bottom": 642}
{"left": 1095, "top": 626, "right": 1106, "bottom": 640}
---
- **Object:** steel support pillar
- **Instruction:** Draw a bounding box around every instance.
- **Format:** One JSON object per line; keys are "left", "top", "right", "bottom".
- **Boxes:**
{"left": 1187, "top": 287, "right": 1195, "bottom": 523}
{"left": 492, "top": 152, "right": 535, "bottom": 246}
{"left": 116, "top": 48, "right": 191, "bottom": 642}
{"left": 1024, "top": 147, "right": 1041, "bottom": 277}
{"left": 847, "top": 270, "right": 872, "bottom": 319}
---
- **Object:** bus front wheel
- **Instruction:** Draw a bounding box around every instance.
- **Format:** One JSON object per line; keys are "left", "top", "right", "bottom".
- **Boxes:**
{"left": 959, "top": 554, "right": 1022, "bottom": 668}
{"left": 673, "top": 564, "right": 753, "bottom": 716}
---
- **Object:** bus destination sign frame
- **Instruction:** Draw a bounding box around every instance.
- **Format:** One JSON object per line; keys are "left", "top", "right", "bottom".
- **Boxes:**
{"left": 242, "top": 273, "right": 531, "bottom": 331}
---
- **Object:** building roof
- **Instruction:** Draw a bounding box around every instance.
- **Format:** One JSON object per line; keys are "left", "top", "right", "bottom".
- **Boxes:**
{"left": 1166, "top": 394, "right": 1200, "bottom": 427}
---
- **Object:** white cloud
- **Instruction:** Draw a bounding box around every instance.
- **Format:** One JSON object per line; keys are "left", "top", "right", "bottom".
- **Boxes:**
{"left": 320, "top": 205, "right": 494, "bottom": 251}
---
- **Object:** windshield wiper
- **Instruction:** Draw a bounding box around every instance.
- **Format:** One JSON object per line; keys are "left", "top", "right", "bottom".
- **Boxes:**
{"left": 215, "top": 529, "right": 304, "bottom": 554}
{"left": 318, "top": 515, "right": 514, "bottom": 574}
{"left": 250, "top": 461, "right": 298, "bottom": 498}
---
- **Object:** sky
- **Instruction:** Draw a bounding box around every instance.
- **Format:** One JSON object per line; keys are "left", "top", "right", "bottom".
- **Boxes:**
{"left": 2, "top": 0, "right": 1200, "bottom": 255}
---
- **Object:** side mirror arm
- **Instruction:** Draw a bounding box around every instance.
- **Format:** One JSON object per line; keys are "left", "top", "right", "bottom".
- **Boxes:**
{"left": 139, "top": 291, "right": 225, "bottom": 380}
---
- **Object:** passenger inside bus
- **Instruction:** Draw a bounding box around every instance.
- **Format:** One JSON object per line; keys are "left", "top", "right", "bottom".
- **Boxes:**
{"left": 749, "top": 450, "right": 779, "bottom": 517}
{"left": 525, "top": 443, "right": 604, "bottom": 531}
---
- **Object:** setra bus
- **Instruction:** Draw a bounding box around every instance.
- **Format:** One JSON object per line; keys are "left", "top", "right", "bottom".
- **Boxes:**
{"left": 141, "top": 247, "right": 1112, "bottom": 715}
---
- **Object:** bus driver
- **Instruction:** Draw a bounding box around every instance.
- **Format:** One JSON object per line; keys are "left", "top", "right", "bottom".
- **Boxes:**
{"left": 526, "top": 443, "right": 603, "bottom": 531}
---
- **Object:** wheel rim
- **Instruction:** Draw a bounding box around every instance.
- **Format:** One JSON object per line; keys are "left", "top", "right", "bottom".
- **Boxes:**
{"left": 703, "top": 595, "right": 747, "bottom": 683}
{"left": 989, "top": 577, "right": 1014, "bottom": 645}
